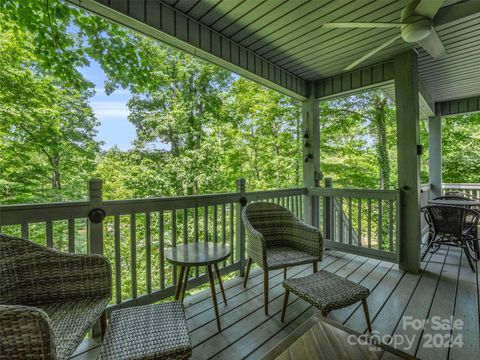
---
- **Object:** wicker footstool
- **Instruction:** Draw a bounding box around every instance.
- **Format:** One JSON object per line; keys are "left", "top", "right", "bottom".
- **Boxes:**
{"left": 281, "top": 270, "right": 372, "bottom": 332}
{"left": 97, "top": 302, "right": 192, "bottom": 359}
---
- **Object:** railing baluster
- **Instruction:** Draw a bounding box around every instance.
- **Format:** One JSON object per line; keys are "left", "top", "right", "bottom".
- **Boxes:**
{"left": 21, "top": 222, "right": 29, "bottom": 239}
{"left": 204, "top": 206, "right": 209, "bottom": 242}
{"left": 339, "top": 197, "right": 344, "bottom": 243}
{"left": 172, "top": 210, "right": 177, "bottom": 285}
{"left": 194, "top": 207, "right": 199, "bottom": 277}
{"left": 183, "top": 208, "right": 188, "bottom": 245}
{"left": 367, "top": 199, "right": 372, "bottom": 248}
{"left": 114, "top": 215, "right": 122, "bottom": 304}
{"left": 378, "top": 199, "right": 383, "bottom": 250}
{"left": 389, "top": 200, "right": 394, "bottom": 252}
{"left": 213, "top": 205, "right": 218, "bottom": 243}
{"left": 130, "top": 213, "right": 137, "bottom": 299}
{"left": 230, "top": 203, "right": 234, "bottom": 264}
{"left": 45, "top": 221, "right": 52, "bottom": 248}
{"left": 145, "top": 212, "right": 152, "bottom": 294}
{"left": 357, "top": 199, "right": 362, "bottom": 246}
{"left": 159, "top": 210, "right": 165, "bottom": 289}
{"left": 222, "top": 204, "right": 227, "bottom": 267}
{"left": 348, "top": 197, "right": 353, "bottom": 245}
{"left": 68, "top": 219, "right": 75, "bottom": 253}
{"left": 331, "top": 199, "right": 336, "bottom": 242}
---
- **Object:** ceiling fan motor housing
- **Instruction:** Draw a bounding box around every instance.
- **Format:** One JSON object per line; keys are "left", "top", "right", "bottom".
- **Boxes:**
{"left": 401, "top": 16, "right": 432, "bottom": 43}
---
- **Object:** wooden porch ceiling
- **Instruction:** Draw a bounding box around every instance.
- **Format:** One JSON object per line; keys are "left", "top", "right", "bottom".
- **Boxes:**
{"left": 69, "top": 0, "right": 480, "bottom": 104}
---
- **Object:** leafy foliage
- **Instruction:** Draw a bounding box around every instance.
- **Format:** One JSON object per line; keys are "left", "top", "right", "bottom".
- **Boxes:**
{"left": 2, "top": 0, "right": 480, "bottom": 299}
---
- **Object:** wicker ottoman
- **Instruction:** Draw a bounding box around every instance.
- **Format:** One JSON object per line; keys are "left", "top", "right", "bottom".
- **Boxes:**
{"left": 97, "top": 302, "right": 192, "bottom": 360}
{"left": 281, "top": 270, "right": 372, "bottom": 332}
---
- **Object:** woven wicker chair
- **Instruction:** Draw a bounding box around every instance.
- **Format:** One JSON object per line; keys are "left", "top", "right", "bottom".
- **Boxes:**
{"left": 422, "top": 205, "right": 480, "bottom": 271}
{"left": 0, "top": 233, "right": 112, "bottom": 359}
{"left": 242, "top": 202, "right": 323, "bottom": 315}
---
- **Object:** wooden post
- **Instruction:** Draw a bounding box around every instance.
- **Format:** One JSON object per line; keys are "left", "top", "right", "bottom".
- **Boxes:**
{"left": 428, "top": 115, "right": 442, "bottom": 199}
{"left": 88, "top": 178, "right": 104, "bottom": 255}
{"left": 88, "top": 178, "right": 105, "bottom": 339}
{"left": 394, "top": 51, "right": 421, "bottom": 273}
{"left": 236, "top": 178, "right": 246, "bottom": 276}
{"left": 323, "top": 177, "right": 333, "bottom": 240}
{"left": 302, "top": 88, "right": 320, "bottom": 226}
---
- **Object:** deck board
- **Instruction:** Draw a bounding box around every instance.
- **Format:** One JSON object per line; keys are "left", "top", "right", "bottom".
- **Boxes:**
{"left": 76, "top": 248, "right": 479, "bottom": 360}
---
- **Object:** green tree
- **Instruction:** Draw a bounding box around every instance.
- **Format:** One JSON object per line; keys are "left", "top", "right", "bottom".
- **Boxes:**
{"left": 0, "top": 17, "right": 99, "bottom": 203}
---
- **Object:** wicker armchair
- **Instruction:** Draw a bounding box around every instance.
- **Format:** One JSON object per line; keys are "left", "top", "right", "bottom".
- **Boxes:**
{"left": 0, "top": 233, "right": 112, "bottom": 359}
{"left": 422, "top": 205, "right": 480, "bottom": 271}
{"left": 242, "top": 202, "right": 323, "bottom": 315}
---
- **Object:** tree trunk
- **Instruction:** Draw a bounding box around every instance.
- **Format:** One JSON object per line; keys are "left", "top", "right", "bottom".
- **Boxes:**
{"left": 51, "top": 155, "right": 61, "bottom": 190}
{"left": 371, "top": 94, "right": 390, "bottom": 190}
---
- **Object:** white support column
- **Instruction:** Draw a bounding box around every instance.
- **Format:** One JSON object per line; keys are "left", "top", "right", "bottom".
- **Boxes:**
{"left": 428, "top": 115, "right": 442, "bottom": 198}
{"left": 394, "top": 51, "right": 421, "bottom": 273}
{"left": 302, "top": 91, "right": 320, "bottom": 226}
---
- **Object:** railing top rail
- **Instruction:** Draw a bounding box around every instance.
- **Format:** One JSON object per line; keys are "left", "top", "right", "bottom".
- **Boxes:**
{"left": 442, "top": 183, "right": 480, "bottom": 189}
{"left": 420, "top": 183, "right": 432, "bottom": 192}
{"left": 102, "top": 191, "right": 241, "bottom": 214}
{"left": 0, "top": 201, "right": 91, "bottom": 226}
{"left": 0, "top": 200, "right": 90, "bottom": 210}
{"left": 309, "top": 187, "right": 400, "bottom": 201}
{"left": 0, "top": 186, "right": 308, "bottom": 226}
{"left": 246, "top": 187, "right": 306, "bottom": 200}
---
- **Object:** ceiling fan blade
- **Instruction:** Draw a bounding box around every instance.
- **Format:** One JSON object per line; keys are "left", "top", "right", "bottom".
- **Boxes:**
{"left": 416, "top": 27, "right": 446, "bottom": 58}
{"left": 344, "top": 34, "right": 402, "bottom": 71}
{"left": 414, "top": 0, "right": 443, "bottom": 19}
{"left": 322, "top": 22, "right": 402, "bottom": 29}
{"left": 434, "top": 0, "right": 480, "bottom": 27}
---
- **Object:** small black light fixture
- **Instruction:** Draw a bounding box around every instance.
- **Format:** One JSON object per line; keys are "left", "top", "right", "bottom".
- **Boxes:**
{"left": 88, "top": 208, "right": 106, "bottom": 224}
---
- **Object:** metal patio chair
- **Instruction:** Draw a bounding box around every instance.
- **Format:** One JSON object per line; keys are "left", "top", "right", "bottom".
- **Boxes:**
{"left": 422, "top": 205, "right": 480, "bottom": 271}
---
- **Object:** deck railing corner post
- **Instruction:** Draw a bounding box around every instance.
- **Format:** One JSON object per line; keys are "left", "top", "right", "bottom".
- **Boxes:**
{"left": 236, "top": 178, "right": 246, "bottom": 276}
{"left": 323, "top": 177, "right": 333, "bottom": 240}
{"left": 88, "top": 178, "right": 104, "bottom": 255}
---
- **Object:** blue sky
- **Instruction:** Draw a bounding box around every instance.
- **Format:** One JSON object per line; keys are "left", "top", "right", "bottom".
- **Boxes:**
{"left": 80, "top": 59, "right": 136, "bottom": 150}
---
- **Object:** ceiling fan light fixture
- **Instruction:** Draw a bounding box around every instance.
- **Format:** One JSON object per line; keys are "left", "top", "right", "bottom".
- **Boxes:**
{"left": 401, "top": 18, "right": 432, "bottom": 42}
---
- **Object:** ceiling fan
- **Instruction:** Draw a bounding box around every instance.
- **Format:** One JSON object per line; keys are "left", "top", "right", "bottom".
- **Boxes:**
{"left": 322, "top": 0, "right": 479, "bottom": 71}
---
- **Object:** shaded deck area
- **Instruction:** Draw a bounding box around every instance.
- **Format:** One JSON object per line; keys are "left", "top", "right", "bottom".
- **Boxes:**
{"left": 75, "top": 248, "right": 479, "bottom": 360}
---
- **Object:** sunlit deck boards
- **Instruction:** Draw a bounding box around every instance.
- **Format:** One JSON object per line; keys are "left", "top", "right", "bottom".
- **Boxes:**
{"left": 74, "top": 248, "right": 479, "bottom": 360}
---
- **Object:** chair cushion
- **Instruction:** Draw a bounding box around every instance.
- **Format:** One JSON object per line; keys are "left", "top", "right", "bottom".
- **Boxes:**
{"left": 266, "top": 247, "right": 318, "bottom": 270}
{"left": 37, "top": 297, "right": 110, "bottom": 360}
{"left": 283, "top": 270, "right": 369, "bottom": 313}
{"left": 97, "top": 302, "right": 192, "bottom": 360}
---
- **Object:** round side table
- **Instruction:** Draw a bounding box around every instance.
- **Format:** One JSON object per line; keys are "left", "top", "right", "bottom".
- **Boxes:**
{"left": 166, "top": 242, "right": 230, "bottom": 331}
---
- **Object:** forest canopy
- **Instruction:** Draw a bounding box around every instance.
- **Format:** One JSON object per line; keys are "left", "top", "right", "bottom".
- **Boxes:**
{"left": 1, "top": 0, "right": 479, "bottom": 206}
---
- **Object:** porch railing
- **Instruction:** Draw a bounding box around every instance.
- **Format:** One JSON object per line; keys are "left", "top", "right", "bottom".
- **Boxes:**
{"left": 3, "top": 180, "right": 477, "bottom": 310}
{"left": 442, "top": 183, "right": 480, "bottom": 198}
{"left": 0, "top": 179, "right": 305, "bottom": 312}
{"left": 310, "top": 178, "right": 401, "bottom": 262}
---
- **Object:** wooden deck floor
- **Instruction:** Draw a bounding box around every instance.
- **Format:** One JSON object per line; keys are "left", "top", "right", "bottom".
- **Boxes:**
{"left": 74, "top": 247, "right": 479, "bottom": 360}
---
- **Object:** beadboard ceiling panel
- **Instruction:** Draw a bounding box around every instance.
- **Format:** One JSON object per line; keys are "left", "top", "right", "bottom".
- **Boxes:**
{"left": 72, "top": 0, "right": 480, "bottom": 103}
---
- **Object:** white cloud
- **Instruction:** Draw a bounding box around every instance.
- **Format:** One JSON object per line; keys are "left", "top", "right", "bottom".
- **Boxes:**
{"left": 91, "top": 101, "right": 130, "bottom": 119}
{"left": 95, "top": 87, "right": 130, "bottom": 96}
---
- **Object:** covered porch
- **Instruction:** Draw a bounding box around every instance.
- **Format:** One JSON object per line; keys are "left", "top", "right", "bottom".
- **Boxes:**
{"left": 71, "top": 246, "right": 478, "bottom": 360}
{"left": 2, "top": 0, "right": 480, "bottom": 359}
